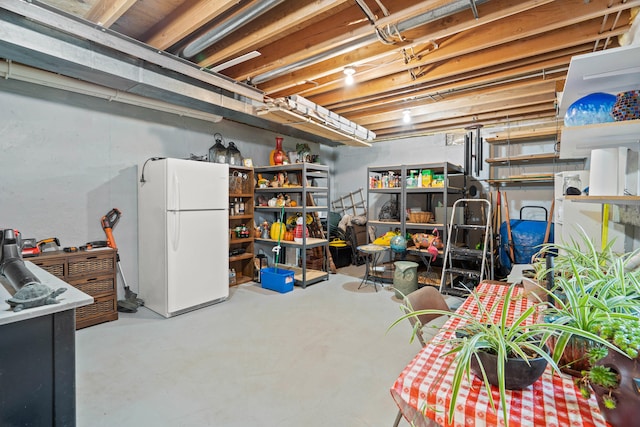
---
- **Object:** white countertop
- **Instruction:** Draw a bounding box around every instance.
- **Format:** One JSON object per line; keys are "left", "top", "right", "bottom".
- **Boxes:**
{"left": 0, "top": 261, "right": 93, "bottom": 326}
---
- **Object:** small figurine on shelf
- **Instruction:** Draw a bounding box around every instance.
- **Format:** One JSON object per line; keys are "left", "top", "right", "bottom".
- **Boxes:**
{"left": 275, "top": 193, "right": 286, "bottom": 207}
{"left": 296, "top": 143, "right": 311, "bottom": 163}
{"left": 261, "top": 221, "right": 270, "bottom": 239}
{"left": 257, "top": 174, "right": 269, "bottom": 188}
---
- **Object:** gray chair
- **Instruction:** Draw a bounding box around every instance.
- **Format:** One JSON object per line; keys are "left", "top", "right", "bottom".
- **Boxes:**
{"left": 392, "top": 286, "right": 454, "bottom": 427}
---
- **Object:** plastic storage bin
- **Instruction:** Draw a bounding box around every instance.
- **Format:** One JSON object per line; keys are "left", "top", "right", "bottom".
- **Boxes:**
{"left": 261, "top": 267, "right": 295, "bottom": 293}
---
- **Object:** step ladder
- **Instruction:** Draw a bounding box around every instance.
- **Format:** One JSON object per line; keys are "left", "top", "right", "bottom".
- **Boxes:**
{"left": 439, "top": 198, "right": 493, "bottom": 297}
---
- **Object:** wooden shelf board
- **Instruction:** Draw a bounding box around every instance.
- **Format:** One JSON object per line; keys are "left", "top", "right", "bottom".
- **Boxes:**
{"left": 486, "top": 126, "right": 560, "bottom": 144}
{"left": 559, "top": 119, "right": 640, "bottom": 158}
{"left": 229, "top": 252, "right": 254, "bottom": 262}
{"left": 232, "top": 275, "right": 253, "bottom": 286}
{"left": 255, "top": 186, "right": 328, "bottom": 193}
{"left": 255, "top": 237, "right": 327, "bottom": 248}
{"left": 274, "top": 264, "right": 328, "bottom": 285}
{"left": 487, "top": 174, "right": 554, "bottom": 185}
{"left": 566, "top": 195, "right": 640, "bottom": 205}
{"left": 486, "top": 153, "right": 585, "bottom": 165}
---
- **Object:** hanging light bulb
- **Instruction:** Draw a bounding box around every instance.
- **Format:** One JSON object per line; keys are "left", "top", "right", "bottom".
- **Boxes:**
{"left": 343, "top": 67, "right": 355, "bottom": 85}
{"left": 403, "top": 109, "right": 412, "bottom": 124}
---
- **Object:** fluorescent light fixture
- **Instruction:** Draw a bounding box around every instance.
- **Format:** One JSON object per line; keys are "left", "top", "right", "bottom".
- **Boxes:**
{"left": 403, "top": 109, "right": 411, "bottom": 123}
{"left": 343, "top": 67, "right": 355, "bottom": 85}
{"left": 210, "top": 50, "right": 261, "bottom": 73}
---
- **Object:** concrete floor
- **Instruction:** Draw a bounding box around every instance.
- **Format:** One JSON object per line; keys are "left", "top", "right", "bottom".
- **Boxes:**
{"left": 75, "top": 271, "right": 419, "bottom": 426}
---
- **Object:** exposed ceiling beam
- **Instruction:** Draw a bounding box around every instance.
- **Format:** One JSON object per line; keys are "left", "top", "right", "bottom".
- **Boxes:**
{"left": 356, "top": 80, "right": 558, "bottom": 126}
{"left": 306, "top": 17, "right": 628, "bottom": 107}
{"left": 328, "top": 53, "right": 576, "bottom": 114}
{"left": 225, "top": 0, "right": 490, "bottom": 82}
{"left": 256, "top": 0, "right": 557, "bottom": 95}
{"left": 374, "top": 104, "right": 557, "bottom": 138}
{"left": 200, "top": 0, "right": 353, "bottom": 68}
{"left": 85, "top": 0, "right": 136, "bottom": 27}
{"left": 274, "top": 0, "right": 633, "bottom": 99}
{"left": 142, "top": 0, "right": 241, "bottom": 51}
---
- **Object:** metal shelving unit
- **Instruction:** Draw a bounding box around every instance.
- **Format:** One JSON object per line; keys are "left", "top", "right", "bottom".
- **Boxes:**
{"left": 366, "top": 162, "right": 466, "bottom": 244}
{"left": 254, "top": 163, "right": 330, "bottom": 288}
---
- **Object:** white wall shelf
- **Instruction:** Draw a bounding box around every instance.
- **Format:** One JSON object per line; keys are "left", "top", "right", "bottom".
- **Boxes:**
{"left": 560, "top": 120, "right": 640, "bottom": 158}
{"left": 559, "top": 44, "right": 640, "bottom": 159}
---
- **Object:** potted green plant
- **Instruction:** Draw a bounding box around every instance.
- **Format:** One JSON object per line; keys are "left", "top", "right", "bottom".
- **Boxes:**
{"left": 389, "top": 284, "right": 615, "bottom": 426}
{"left": 573, "top": 318, "right": 640, "bottom": 427}
{"left": 530, "top": 227, "right": 640, "bottom": 426}
{"left": 532, "top": 228, "right": 640, "bottom": 373}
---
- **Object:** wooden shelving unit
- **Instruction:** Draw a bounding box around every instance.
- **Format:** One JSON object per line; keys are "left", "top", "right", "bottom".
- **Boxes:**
{"left": 486, "top": 125, "right": 585, "bottom": 187}
{"left": 228, "top": 165, "right": 255, "bottom": 285}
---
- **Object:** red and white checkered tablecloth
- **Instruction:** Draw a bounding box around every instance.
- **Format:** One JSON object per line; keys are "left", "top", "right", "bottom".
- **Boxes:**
{"left": 390, "top": 282, "right": 608, "bottom": 427}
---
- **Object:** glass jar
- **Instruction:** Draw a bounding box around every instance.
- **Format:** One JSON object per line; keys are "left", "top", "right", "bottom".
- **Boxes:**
{"left": 226, "top": 141, "right": 243, "bottom": 166}
{"left": 563, "top": 174, "right": 582, "bottom": 196}
{"left": 209, "top": 135, "right": 227, "bottom": 164}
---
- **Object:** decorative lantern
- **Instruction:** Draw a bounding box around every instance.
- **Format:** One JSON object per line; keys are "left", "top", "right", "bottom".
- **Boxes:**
{"left": 226, "top": 141, "right": 243, "bottom": 166}
{"left": 209, "top": 133, "right": 227, "bottom": 163}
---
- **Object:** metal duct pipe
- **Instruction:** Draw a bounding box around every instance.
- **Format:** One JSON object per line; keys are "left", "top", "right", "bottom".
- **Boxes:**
{"left": 251, "top": 0, "right": 487, "bottom": 85}
{"left": 182, "top": 0, "right": 286, "bottom": 59}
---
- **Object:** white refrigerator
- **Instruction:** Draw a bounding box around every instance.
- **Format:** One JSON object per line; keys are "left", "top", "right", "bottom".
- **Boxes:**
{"left": 138, "top": 158, "right": 229, "bottom": 318}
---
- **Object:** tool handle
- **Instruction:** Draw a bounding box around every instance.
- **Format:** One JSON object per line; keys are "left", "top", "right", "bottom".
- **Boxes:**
{"left": 503, "top": 192, "right": 515, "bottom": 263}
{"left": 103, "top": 227, "right": 117, "bottom": 250}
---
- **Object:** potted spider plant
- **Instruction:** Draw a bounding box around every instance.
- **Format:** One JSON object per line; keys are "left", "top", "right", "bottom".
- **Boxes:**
{"left": 531, "top": 227, "right": 640, "bottom": 426}
{"left": 389, "top": 284, "right": 615, "bottom": 426}
{"left": 532, "top": 228, "right": 640, "bottom": 373}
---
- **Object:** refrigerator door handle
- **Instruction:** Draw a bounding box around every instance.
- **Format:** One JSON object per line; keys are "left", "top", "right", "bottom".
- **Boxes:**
{"left": 170, "top": 172, "right": 181, "bottom": 211}
{"left": 170, "top": 211, "right": 181, "bottom": 251}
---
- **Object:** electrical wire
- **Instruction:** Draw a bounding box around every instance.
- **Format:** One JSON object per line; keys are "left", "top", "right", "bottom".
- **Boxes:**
{"left": 139, "top": 157, "right": 166, "bottom": 183}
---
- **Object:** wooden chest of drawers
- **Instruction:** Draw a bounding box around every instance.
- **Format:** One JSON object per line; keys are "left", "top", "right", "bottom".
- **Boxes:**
{"left": 29, "top": 248, "right": 118, "bottom": 329}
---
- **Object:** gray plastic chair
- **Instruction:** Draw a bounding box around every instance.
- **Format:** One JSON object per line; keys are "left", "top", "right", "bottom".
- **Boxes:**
{"left": 392, "top": 286, "right": 453, "bottom": 426}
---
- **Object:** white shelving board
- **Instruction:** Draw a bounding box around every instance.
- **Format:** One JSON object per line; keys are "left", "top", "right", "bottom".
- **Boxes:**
{"left": 558, "top": 44, "right": 640, "bottom": 115}
{"left": 559, "top": 44, "right": 640, "bottom": 159}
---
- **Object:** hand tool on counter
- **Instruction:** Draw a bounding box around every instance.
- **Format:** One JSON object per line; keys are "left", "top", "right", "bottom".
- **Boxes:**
{"left": 21, "top": 238, "right": 40, "bottom": 257}
{"left": 79, "top": 241, "right": 108, "bottom": 251}
{"left": 101, "top": 208, "right": 144, "bottom": 312}
{"left": 36, "top": 237, "right": 61, "bottom": 253}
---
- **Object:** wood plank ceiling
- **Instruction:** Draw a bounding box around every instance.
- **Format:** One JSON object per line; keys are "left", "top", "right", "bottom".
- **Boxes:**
{"left": 33, "top": 0, "right": 640, "bottom": 141}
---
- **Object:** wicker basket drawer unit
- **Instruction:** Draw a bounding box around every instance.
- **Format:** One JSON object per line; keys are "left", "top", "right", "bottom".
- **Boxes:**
{"left": 28, "top": 248, "right": 118, "bottom": 329}
{"left": 67, "top": 252, "right": 115, "bottom": 278}
{"left": 75, "top": 293, "right": 118, "bottom": 330}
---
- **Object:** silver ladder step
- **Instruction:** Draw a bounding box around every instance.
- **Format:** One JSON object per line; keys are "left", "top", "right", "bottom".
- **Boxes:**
{"left": 444, "top": 267, "right": 481, "bottom": 277}
{"left": 440, "top": 199, "right": 494, "bottom": 295}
